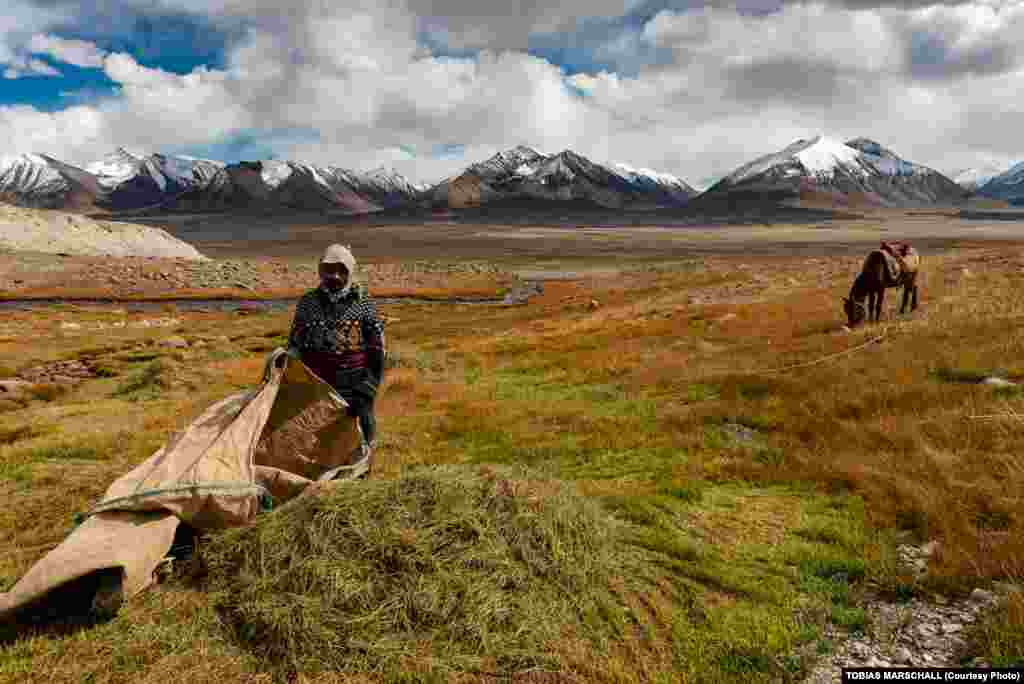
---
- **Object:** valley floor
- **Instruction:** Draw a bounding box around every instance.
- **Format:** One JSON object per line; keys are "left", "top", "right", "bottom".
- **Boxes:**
{"left": 0, "top": 213, "right": 1022, "bottom": 682}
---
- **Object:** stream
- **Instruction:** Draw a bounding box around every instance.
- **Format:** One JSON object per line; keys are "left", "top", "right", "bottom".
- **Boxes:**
{"left": 0, "top": 282, "right": 544, "bottom": 313}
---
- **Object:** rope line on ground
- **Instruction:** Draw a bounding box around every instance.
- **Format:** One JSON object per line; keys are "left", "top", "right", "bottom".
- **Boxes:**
{"left": 751, "top": 325, "right": 892, "bottom": 375}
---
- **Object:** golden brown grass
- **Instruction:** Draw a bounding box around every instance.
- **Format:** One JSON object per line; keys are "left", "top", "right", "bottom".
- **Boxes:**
{"left": 0, "top": 283, "right": 506, "bottom": 301}
{"left": 0, "top": 245, "right": 1022, "bottom": 681}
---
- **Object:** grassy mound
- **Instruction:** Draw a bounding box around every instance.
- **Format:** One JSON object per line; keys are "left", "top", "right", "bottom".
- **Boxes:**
{"left": 203, "top": 464, "right": 629, "bottom": 680}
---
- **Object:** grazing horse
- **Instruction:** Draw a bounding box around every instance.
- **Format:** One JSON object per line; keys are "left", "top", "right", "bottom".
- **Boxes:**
{"left": 843, "top": 243, "right": 919, "bottom": 327}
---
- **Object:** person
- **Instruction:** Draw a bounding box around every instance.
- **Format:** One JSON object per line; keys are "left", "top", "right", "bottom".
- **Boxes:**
{"left": 287, "top": 244, "right": 386, "bottom": 451}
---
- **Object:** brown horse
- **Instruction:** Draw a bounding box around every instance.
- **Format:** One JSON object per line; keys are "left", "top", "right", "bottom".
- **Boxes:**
{"left": 843, "top": 246, "right": 919, "bottom": 327}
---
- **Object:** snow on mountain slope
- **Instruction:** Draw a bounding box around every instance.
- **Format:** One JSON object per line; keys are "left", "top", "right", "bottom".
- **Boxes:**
{"left": 701, "top": 135, "right": 968, "bottom": 207}
{"left": 611, "top": 162, "right": 698, "bottom": 198}
{"left": 976, "top": 160, "right": 1024, "bottom": 203}
{"left": 86, "top": 149, "right": 229, "bottom": 210}
{"left": 466, "top": 145, "right": 546, "bottom": 180}
{"left": 432, "top": 146, "right": 696, "bottom": 209}
{"left": 0, "top": 154, "right": 68, "bottom": 195}
{"left": 949, "top": 165, "right": 1005, "bottom": 191}
{"left": 0, "top": 153, "right": 101, "bottom": 210}
{"left": 260, "top": 160, "right": 294, "bottom": 190}
{"left": 723, "top": 136, "right": 871, "bottom": 185}
{"left": 845, "top": 138, "right": 929, "bottom": 177}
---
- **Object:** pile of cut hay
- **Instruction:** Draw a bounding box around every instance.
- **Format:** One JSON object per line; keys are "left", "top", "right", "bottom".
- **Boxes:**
{"left": 203, "top": 464, "right": 630, "bottom": 680}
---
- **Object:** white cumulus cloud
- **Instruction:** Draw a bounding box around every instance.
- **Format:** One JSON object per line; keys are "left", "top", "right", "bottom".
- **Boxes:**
{"left": 28, "top": 33, "right": 108, "bottom": 68}
{"left": 2, "top": 0, "right": 1024, "bottom": 187}
{"left": 3, "top": 56, "right": 61, "bottom": 79}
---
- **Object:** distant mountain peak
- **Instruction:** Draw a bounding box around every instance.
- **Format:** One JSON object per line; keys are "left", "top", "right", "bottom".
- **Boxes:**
{"left": 975, "top": 159, "right": 1024, "bottom": 203}
{"left": 703, "top": 134, "right": 966, "bottom": 207}
{"left": 947, "top": 163, "right": 1008, "bottom": 191}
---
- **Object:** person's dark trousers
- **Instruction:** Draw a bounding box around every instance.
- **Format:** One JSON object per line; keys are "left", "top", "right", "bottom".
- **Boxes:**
{"left": 350, "top": 398, "right": 376, "bottom": 446}
{"left": 330, "top": 387, "right": 375, "bottom": 445}
{"left": 326, "top": 371, "right": 377, "bottom": 446}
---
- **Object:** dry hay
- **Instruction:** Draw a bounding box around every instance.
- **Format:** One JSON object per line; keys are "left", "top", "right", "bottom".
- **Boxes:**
{"left": 202, "top": 464, "right": 632, "bottom": 681}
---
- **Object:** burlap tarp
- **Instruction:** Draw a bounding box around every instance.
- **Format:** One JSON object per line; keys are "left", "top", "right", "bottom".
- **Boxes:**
{"left": 0, "top": 348, "right": 365, "bottom": 623}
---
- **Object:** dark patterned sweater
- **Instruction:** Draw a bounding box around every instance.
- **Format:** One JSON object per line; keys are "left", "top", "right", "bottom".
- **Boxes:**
{"left": 287, "top": 287, "right": 386, "bottom": 398}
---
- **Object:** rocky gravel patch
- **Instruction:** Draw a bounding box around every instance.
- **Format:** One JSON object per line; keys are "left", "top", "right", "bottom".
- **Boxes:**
{"left": 0, "top": 252, "right": 515, "bottom": 298}
{"left": 15, "top": 359, "right": 102, "bottom": 385}
{"left": 802, "top": 588, "right": 1005, "bottom": 682}
{"left": 802, "top": 541, "right": 1015, "bottom": 683}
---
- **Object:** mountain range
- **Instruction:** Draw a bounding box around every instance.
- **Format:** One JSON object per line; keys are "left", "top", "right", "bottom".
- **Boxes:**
{"left": 971, "top": 161, "right": 1024, "bottom": 205}
{"left": 429, "top": 145, "right": 698, "bottom": 210}
{"left": 695, "top": 136, "right": 971, "bottom": 209}
{"left": 1, "top": 137, "right": 1020, "bottom": 216}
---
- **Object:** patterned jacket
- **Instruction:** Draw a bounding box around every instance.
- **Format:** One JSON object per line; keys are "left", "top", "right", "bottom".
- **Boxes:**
{"left": 287, "top": 286, "right": 386, "bottom": 398}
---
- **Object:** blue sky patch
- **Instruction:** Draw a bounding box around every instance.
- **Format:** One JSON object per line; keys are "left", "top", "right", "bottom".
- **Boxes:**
{"left": 1, "top": 61, "right": 118, "bottom": 110}
{"left": 431, "top": 143, "right": 465, "bottom": 160}
{"left": 171, "top": 128, "right": 322, "bottom": 164}
{"left": 51, "top": 8, "right": 238, "bottom": 74}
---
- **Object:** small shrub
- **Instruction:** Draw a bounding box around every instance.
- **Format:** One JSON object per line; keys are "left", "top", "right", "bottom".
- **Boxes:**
{"left": 92, "top": 363, "right": 119, "bottom": 378}
{"left": 114, "top": 360, "right": 168, "bottom": 399}
{"left": 26, "top": 443, "right": 104, "bottom": 461}
{"left": 114, "top": 351, "right": 161, "bottom": 363}
{"left": 830, "top": 605, "right": 867, "bottom": 633}
{"left": 658, "top": 482, "right": 705, "bottom": 504}
{"left": 27, "top": 383, "right": 69, "bottom": 402}
{"left": 931, "top": 367, "right": 991, "bottom": 384}
{"left": 964, "top": 590, "right": 1024, "bottom": 667}
{"left": 686, "top": 383, "right": 720, "bottom": 403}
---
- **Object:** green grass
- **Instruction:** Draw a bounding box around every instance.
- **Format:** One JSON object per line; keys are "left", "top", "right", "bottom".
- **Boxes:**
{"left": 930, "top": 366, "right": 996, "bottom": 384}
{"left": 113, "top": 360, "right": 168, "bottom": 400}
{"left": 964, "top": 590, "right": 1024, "bottom": 667}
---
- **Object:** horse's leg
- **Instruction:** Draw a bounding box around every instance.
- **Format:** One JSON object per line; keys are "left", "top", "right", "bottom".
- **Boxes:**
{"left": 876, "top": 288, "right": 885, "bottom": 322}
{"left": 912, "top": 284, "right": 919, "bottom": 311}
{"left": 899, "top": 285, "right": 909, "bottom": 314}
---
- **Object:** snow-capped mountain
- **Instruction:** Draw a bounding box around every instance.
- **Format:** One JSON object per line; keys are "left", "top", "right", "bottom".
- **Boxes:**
{"left": 87, "top": 148, "right": 227, "bottom": 211}
{"left": 697, "top": 136, "right": 968, "bottom": 208}
{"left": 215, "top": 160, "right": 427, "bottom": 213}
{"left": 431, "top": 146, "right": 697, "bottom": 209}
{"left": 974, "top": 160, "right": 1024, "bottom": 205}
{"left": 0, "top": 149, "right": 431, "bottom": 215}
{"left": 947, "top": 164, "right": 1007, "bottom": 192}
{"left": 0, "top": 153, "right": 103, "bottom": 210}
{"left": 612, "top": 162, "right": 706, "bottom": 205}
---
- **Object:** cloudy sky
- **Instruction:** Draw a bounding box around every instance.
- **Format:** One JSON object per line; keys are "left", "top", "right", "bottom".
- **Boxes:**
{"left": 1, "top": 0, "right": 1022, "bottom": 188}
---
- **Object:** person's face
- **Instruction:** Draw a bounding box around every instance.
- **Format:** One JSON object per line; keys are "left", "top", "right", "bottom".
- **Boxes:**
{"left": 319, "top": 263, "right": 349, "bottom": 291}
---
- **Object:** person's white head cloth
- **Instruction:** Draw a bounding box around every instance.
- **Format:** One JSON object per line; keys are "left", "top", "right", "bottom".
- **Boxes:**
{"left": 319, "top": 244, "right": 356, "bottom": 300}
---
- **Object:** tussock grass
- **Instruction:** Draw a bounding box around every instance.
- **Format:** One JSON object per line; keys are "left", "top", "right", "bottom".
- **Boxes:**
{"left": 965, "top": 589, "right": 1024, "bottom": 666}
{"left": 25, "top": 383, "right": 70, "bottom": 402}
{"left": 203, "top": 464, "right": 628, "bottom": 680}
{"left": 113, "top": 360, "right": 168, "bottom": 399}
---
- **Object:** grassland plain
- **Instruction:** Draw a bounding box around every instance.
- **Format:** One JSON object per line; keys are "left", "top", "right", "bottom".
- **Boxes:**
{"left": 0, "top": 242, "right": 1022, "bottom": 682}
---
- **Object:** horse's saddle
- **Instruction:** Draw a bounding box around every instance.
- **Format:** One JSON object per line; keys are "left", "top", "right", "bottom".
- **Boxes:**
{"left": 874, "top": 248, "right": 918, "bottom": 287}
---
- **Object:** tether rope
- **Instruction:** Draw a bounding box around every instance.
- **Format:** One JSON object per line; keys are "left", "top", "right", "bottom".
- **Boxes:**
{"left": 750, "top": 324, "right": 892, "bottom": 375}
